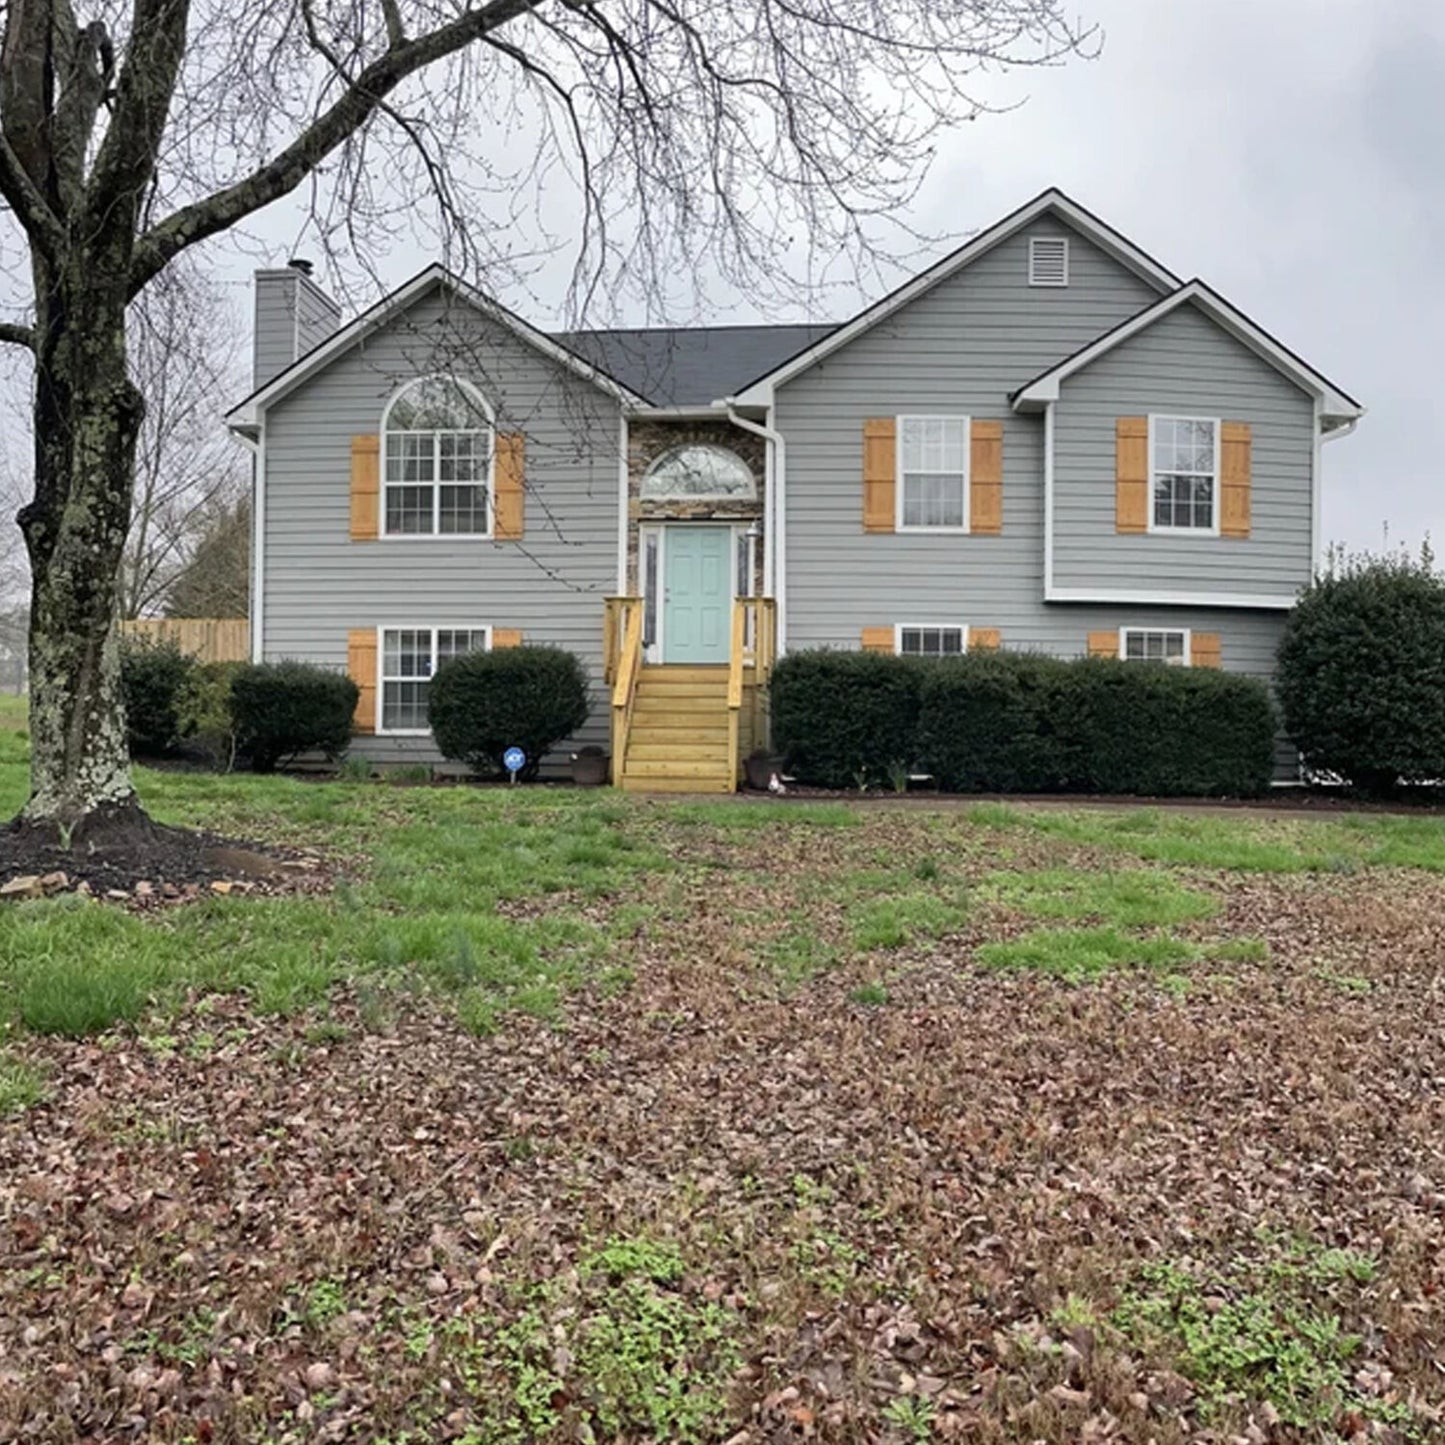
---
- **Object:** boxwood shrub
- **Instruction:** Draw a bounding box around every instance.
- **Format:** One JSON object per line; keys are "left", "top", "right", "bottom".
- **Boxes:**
{"left": 119, "top": 636, "right": 194, "bottom": 757}
{"left": 230, "top": 660, "right": 358, "bottom": 771}
{"left": 774, "top": 647, "right": 1277, "bottom": 797}
{"left": 770, "top": 649, "right": 925, "bottom": 789}
{"left": 428, "top": 645, "right": 589, "bottom": 778}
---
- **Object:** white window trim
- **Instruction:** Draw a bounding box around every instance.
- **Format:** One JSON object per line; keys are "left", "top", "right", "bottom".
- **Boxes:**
{"left": 894, "top": 623, "right": 970, "bottom": 657}
{"left": 1028, "top": 235, "right": 1070, "bottom": 287}
{"left": 895, "top": 414, "right": 972, "bottom": 534}
{"left": 1119, "top": 625, "right": 1192, "bottom": 667}
{"left": 375, "top": 623, "right": 493, "bottom": 737}
{"left": 1146, "top": 413, "right": 1221, "bottom": 538}
{"left": 379, "top": 373, "right": 496, "bottom": 541}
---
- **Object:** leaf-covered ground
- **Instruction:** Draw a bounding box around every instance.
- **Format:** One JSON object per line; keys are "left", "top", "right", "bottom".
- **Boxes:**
{"left": 1, "top": 722, "right": 1444, "bottom": 1441}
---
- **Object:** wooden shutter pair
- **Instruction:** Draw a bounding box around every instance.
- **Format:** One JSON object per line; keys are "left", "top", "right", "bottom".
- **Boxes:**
{"left": 350, "top": 431, "right": 527, "bottom": 541}
{"left": 860, "top": 628, "right": 1001, "bottom": 654}
{"left": 1115, "top": 418, "right": 1252, "bottom": 538}
{"left": 863, "top": 418, "right": 1003, "bottom": 534}
{"left": 346, "top": 628, "right": 523, "bottom": 734}
{"left": 1086, "top": 630, "right": 1222, "bottom": 669}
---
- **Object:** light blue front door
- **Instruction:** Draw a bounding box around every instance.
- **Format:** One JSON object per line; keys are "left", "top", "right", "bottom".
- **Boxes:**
{"left": 663, "top": 526, "right": 733, "bottom": 664}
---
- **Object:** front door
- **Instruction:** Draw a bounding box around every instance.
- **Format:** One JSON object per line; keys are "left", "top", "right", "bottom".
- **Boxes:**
{"left": 663, "top": 526, "right": 733, "bottom": 664}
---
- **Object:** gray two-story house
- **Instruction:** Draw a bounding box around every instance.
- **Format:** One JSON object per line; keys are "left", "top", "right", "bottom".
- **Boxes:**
{"left": 226, "top": 190, "right": 1361, "bottom": 790}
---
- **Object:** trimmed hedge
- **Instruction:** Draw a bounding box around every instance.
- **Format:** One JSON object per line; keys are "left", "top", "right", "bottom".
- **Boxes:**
{"left": 1277, "top": 554, "right": 1445, "bottom": 792}
{"left": 769, "top": 649, "right": 924, "bottom": 789}
{"left": 119, "top": 636, "right": 192, "bottom": 756}
{"left": 773, "top": 648, "right": 1277, "bottom": 797}
{"left": 230, "top": 661, "right": 358, "bottom": 772}
{"left": 428, "top": 645, "right": 589, "bottom": 779}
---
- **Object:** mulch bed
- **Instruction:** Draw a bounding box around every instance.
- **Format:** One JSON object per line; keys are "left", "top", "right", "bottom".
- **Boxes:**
{"left": 0, "top": 824, "right": 330, "bottom": 903}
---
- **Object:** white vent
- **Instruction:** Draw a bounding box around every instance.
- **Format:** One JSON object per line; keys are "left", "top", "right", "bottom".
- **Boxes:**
{"left": 1029, "top": 236, "right": 1069, "bottom": 287}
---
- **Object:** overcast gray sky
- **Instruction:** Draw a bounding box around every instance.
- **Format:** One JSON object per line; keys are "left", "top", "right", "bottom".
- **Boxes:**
{"left": 5, "top": 0, "right": 1440, "bottom": 566}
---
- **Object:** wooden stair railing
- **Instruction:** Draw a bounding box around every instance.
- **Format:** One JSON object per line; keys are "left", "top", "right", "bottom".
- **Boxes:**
{"left": 607, "top": 597, "right": 644, "bottom": 784}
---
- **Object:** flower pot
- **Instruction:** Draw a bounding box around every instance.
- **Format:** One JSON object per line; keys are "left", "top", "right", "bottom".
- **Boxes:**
{"left": 744, "top": 750, "right": 783, "bottom": 791}
{"left": 571, "top": 746, "right": 609, "bottom": 786}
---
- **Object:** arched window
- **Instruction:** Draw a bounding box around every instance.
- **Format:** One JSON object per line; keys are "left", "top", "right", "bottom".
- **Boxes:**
{"left": 381, "top": 375, "right": 493, "bottom": 535}
{"left": 641, "top": 444, "right": 755, "bottom": 501}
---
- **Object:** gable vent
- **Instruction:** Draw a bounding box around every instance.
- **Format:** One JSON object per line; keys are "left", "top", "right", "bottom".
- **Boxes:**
{"left": 1029, "top": 236, "right": 1069, "bottom": 287}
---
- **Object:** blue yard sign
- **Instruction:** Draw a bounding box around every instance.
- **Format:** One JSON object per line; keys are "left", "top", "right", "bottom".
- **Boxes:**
{"left": 502, "top": 746, "right": 526, "bottom": 783}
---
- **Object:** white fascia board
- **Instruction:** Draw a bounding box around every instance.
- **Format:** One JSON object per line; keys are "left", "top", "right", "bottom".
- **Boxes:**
{"left": 226, "top": 265, "right": 649, "bottom": 430}
{"left": 731, "top": 190, "right": 1179, "bottom": 406}
{"left": 1013, "top": 282, "right": 1364, "bottom": 425}
{"left": 1045, "top": 585, "right": 1297, "bottom": 611}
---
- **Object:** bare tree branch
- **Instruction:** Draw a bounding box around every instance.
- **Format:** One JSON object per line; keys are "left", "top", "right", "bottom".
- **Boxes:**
{"left": 0, "top": 322, "right": 34, "bottom": 350}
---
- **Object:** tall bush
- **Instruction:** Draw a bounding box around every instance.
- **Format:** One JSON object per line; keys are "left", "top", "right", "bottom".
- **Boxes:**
{"left": 428, "top": 646, "right": 590, "bottom": 778}
{"left": 1277, "top": 551, "right": 1445, "bottom": 791}
{"left": 119, "top": 636, "right": 194, "bottom": 756}
{"left": 770, "top": 650, "right": 924, "bottom": 789}
{"left": 230, "top": 661, "right": 358, "bottom": 772}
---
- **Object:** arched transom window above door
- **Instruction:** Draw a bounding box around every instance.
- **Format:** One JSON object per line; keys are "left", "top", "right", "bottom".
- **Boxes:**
{"left": 381, "top": 375, "right": 493, "bottom": 535}
{"left": 641, "top": 444, "right": 756, "bottom": 501}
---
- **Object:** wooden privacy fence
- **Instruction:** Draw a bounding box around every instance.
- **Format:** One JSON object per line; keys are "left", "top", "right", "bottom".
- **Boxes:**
{"left": 120, "top": 618, "right": 250, "bottom": 663}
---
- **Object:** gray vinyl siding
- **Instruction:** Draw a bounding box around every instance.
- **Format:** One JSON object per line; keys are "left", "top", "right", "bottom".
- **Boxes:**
{"left": 260, "top": 284, "right": 620, "bottom": 770}
{"left": 252, "top": 271, "right": 299, "bottom": 391}
{"left": 294, "top": 274, "right": 341, "bottom": 360}
{"left": 777, "top": 218, "right": 1162, "bottom": 653}
{"left": 1052, "top": 302, "right": 1315, "bottom": 597}
{"left": 775, "top": 219, "right": 1299, "bottom": 778}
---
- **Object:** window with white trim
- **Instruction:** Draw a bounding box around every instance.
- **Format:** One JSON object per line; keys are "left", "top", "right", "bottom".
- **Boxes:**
{"left": 898, "top": 625, "right": 966, "bottom": 658}
{"left": 382, "top": 376, "right": 493, "bottom": 536}
{"left": 380, "top": 626, "right": 490, "bottom": 732}
{"left": 899, "top": 416, "right": 970, "bottom": 530}
{"left": 1028, "top": 236, "right": 1069, "bottom": 287}
{"left": 1150, "top": 415, "right": 1218, "bottom": 532}
{"left": 1121, "top": 628, "right": 1189, "bottom": 666}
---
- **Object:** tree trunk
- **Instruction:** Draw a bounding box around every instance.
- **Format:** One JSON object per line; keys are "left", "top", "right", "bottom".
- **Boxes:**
{"left": 14, "top": 264, "right": 154, "bottom": 848}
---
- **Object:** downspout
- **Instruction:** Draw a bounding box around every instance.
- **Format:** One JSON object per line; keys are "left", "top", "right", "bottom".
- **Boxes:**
{"left": 235, "top": 430, "right": 264, "bottom": 663}
{"left": 724, "top": 402, "right": 786, "bottom": 653}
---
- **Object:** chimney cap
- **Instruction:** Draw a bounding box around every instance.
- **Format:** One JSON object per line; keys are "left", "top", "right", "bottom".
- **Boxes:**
{"left": 288, "top": 257, "right": 314, "bottom": 277}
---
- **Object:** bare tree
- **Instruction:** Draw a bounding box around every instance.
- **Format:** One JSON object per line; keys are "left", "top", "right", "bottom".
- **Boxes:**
{"left": 122, "top": 259, "right": 247, "bottom": 618}
{"left": 163, "top": 493, "right": 249, "bottom": 619}
{"left": 0, "top": 0, "right": 1094, "bottom": 851}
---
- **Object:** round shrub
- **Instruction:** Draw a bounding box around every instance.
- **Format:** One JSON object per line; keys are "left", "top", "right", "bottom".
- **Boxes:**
{"left": 1277, "top": 553, "right": 1445, "bottom": 792}
{"left": 178, "top": 659, "right": 247, "bottom": 769}
{"left": 119, "top": 636, "right": 194, "bottom": 756}
{"left": 230, "top": 660, "right": 358, "bottom": 772}
{"left": 428, "top": 645, "right": 590, "bottom": 778}
{"left": 770, "top": 650, "right": 923, "bottom": 788}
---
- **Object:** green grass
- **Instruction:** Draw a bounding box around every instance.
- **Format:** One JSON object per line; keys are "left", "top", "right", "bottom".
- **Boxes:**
{"left": 984, "top": 867, "right": 1219, "bottom": 927}
{"left": 849, "top": 891, "right": 969, "bottom": 951}
{"left": 976, "top": 926, "right": 1200, "bottom": 981}
{"left": 0, "top": 1049, "right": 44, "bottom": 1114}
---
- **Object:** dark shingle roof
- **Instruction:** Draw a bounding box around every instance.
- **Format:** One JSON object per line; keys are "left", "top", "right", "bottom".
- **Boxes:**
{"left": 554, "top": 323, "right": 837, "bottom": 407}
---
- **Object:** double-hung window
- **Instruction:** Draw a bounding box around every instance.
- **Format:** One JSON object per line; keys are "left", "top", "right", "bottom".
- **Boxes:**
{"left": 1150, "top": 415, "right": 1218, "bottom": 533}
{"left": 379, "top": 626, "right": 490, "bottom": 733}
{"left": 898, "top": 625, "right": 967, "bottom": 657}
{"left": 382, "top": 376, "right": 493, "bottom": 537}
{"left": 899, "top": 415, "right": 970, "bottom": 530}
{"left": 1121, "top": 628, "right": 1189, "bottom": 666}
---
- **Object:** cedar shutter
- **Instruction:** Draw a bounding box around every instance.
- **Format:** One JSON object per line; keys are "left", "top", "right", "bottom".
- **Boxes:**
{"left": 1115, "top": 417, "right": 1149, "bottom": 534}
{"left": 970, "top": 628, "right": 1001, "bottom": 651}
{"left": 1087, "top": 631, "right": 1119, "bottom": 660}
{"left": 861, "top": 626, "right": 895, "bottom": 654}
{"left": 492, "top": 628, "right": 523, "bottom": 649}
{"left": 1219, "top": 422, "right": 1251, "bottom": 539}
{"left": 863, "top": 418, "right": 896, "bottom": 533}
{"left": 969, "top": 421, "right": 1003, "bottom": 534}
{"left": 347, "top": 629, "right": 377, "bottom": 733}
{"left": 350, "top": 435, "right": 380, "bottom": 541}
{"left": 1192, "top": 633, "right": 1222, "bottom": 669}
{"left": 494, "top": 432, "right": 525, "bottom": 540}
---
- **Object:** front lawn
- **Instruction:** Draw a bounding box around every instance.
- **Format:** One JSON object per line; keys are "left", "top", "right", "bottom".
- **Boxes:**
{"left": 1, "top": 707, "right": 1443, "bottom": 1441}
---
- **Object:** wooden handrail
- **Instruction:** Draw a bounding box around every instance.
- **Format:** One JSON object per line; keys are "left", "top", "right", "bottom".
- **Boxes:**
{"left": 609, "top": 599, "right": 644, "bottom": 784}
{"left": 726, "top": 599, "right": 747, "bottom": 785}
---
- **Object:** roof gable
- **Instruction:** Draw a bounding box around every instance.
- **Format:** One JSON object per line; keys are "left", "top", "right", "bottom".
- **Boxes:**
{"left": 1010, "top": 280, "right": 1363, "bottom": 426}
{"left": 226, "top": 265, "right": 650, "bottom": 430}
{"left": 728, "top": 189, "right": 1181, "bottom": 405}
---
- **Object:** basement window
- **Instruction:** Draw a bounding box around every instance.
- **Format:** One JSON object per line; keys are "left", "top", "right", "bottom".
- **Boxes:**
{"left": 898, "top": 626, "right": 967, "bottom": 658}
{"left": 1121, "top": 628, "right": 1189, "bottom": 666}
{"left": 1028, "top": 236, "right": 1070, "bottom": 287}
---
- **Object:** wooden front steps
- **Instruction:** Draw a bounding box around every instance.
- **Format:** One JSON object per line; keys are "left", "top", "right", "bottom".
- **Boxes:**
{"left": 618, "top": 665, "right": 734, "bottom": 793}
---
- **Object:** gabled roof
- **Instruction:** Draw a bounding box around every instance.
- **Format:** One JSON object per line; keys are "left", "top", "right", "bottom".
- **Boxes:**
{"left": 1010, "top": 279, "right": 1364, "bottom": 427}
{"left": 226, "top": 264, "right": 652, "bottom": 431}
{"left": 727, "top": 189, "right": 1182, "bottom": 406}
{"left": 557, "top": 323, "right": 836, "bottom": 409}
